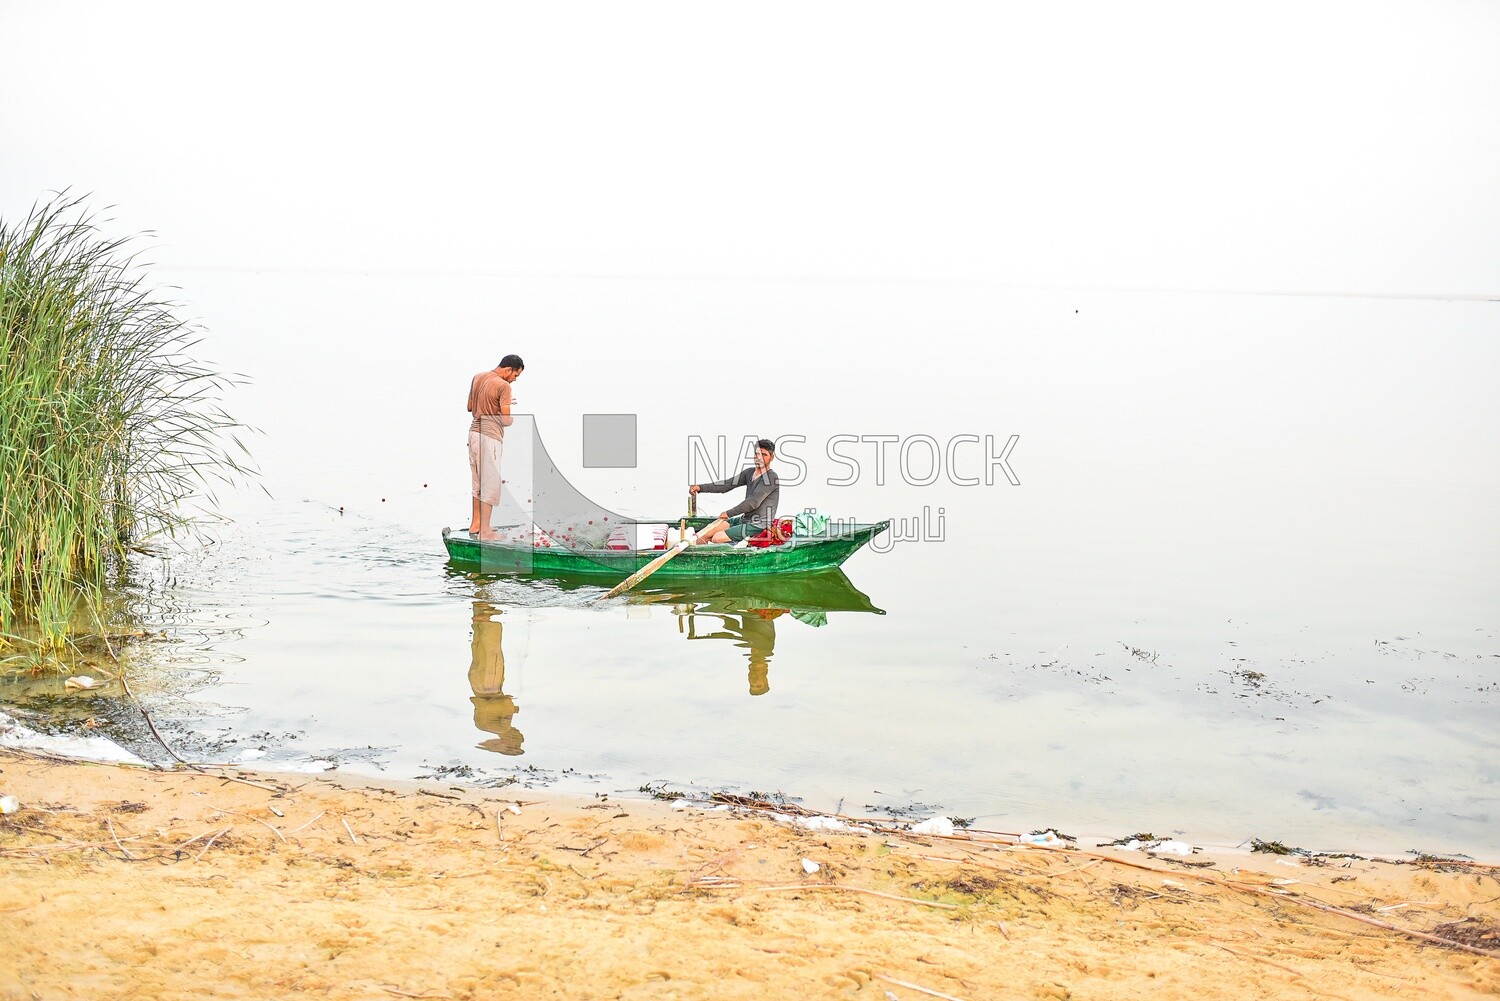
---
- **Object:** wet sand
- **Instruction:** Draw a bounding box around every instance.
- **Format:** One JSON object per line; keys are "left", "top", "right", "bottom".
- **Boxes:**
{"left": 1, "top": 748, "right": 1497, "bottom": 1000}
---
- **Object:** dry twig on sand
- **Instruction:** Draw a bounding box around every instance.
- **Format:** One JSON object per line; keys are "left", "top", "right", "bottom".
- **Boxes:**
{"left": 696, "top": 797, "right": 1500, "bottom": 963}
{"left": 287, "top": 811, "right": 325, "bottom": 835}
{"left": 876, "top": 974, "right": 968, "bottom": 1000}
{"left": 213, "top": 808, "right": 287, "bottom": 844}
{"left": 755, "top": 883, "right": 958, "bottom": 910}
{"left": 192, "top": 827, "right": 232, "bottom": 861}
{"left": 1206, "top": 941, "right": 1307, "bottom": 980}
{"left": 988, "top": 842, "right": 1500, "bottom": 961}
{"left": 104, "top": 816, "right": 135, "bottom": 860}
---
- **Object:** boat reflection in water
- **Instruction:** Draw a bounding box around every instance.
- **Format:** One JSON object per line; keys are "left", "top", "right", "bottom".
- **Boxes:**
{"left": 460, "top": 570, "right": 882, "bottom": 752}
{"left": 641, "top": 569, "right": 885, "bottom": 697}
{"left": 468, "top": 601, "right": 524, "bottom": 756}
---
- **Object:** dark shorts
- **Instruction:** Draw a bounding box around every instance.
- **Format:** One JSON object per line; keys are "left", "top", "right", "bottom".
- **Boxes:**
{"left": 724, "top": 516, "right": 765, "bottom": 542}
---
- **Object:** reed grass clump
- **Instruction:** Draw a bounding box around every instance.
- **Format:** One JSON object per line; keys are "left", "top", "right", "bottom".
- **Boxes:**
{"left": 1, "top": 193, "right": 252, "bottom": 653}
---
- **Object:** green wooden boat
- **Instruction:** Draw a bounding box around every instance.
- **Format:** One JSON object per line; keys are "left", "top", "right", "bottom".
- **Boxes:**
{"left": 441, "top": 517, "right": 889, "bottom": 580}
{"left": 512, "top": 567, "right": 885, "bottom": 616}
{"left": 641, "top": 568, "right": 884, "bottom": 616}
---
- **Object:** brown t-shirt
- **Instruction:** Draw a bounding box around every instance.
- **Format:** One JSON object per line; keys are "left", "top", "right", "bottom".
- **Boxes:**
{"left": 467, "top": 369, "right": 512, "bottom": 442}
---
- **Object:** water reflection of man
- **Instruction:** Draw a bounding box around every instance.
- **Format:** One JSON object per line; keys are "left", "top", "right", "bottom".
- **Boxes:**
{"left": 469, "top": 601, "right": 524, "bottom": 755}
{"left": 689, "top": 606, "right": 784, "bottom": 696}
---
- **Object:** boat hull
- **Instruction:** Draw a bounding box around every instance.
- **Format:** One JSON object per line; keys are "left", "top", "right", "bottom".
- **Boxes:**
{"left": 442, "top": 520, "right": 888, "bottom": 580}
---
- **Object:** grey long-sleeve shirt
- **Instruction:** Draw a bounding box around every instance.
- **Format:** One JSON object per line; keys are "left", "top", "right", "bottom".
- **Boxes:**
{"left": 695, "top": 467, "right": 780, "bottom": 529}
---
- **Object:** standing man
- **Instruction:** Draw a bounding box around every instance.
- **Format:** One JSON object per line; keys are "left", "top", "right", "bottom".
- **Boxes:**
{"left": 689, "top": 438, "right": 780, "bottom": 544}
{"left": 467, "top": 354, "right": 524, "bottom": 539}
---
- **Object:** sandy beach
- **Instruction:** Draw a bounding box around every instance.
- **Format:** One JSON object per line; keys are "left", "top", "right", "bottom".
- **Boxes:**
{"left": 1, "top": 748, "right": 1497, "bottom": 1000}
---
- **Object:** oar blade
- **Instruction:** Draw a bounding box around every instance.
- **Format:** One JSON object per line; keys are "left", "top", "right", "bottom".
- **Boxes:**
{"left": 597, "top": 539, "right": 691, "bottom": 600}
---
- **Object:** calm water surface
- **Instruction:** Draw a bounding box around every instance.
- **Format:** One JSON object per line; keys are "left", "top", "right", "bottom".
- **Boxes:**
{"left": 6, "top": 273, "right": 1497, "bottom": 859}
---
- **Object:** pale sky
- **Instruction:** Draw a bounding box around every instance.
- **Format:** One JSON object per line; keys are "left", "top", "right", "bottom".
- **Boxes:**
{"left": 3, "top": 0, "right": 1497, "bottom": 295}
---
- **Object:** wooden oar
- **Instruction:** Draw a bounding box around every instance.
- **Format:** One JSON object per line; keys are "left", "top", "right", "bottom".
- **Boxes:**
{"left": 597, "top": 539, "right": 692, "bottom": 600}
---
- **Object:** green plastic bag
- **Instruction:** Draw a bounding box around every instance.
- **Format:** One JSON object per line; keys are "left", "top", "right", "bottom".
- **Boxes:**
{"left": 792, "top": 509, "right": 830, "bottom": 537}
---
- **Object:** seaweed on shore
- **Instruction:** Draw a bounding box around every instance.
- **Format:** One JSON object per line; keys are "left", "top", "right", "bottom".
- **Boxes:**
{"left": 639, "top": 781, "right": 685, "bottom": 802}
{"left": 1250, "top": 837, "right": 1309, "bottom": 856}
{"left": 1100, "top": 832, "right": 1160, "bottom": 846}
{"left": 1431, "top": 918, "right": 1500, "bottom": 952}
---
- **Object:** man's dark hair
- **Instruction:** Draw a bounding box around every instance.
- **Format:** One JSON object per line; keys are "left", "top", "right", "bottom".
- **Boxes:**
{"left": 755, "top": 438, "right": 775, "bottom": 454}
{"left": 499, "top": 354, "right": 525, "bottom": 370}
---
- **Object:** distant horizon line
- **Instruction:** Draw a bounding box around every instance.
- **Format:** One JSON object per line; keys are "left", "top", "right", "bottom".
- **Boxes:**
{"left": 148, "top": 263, "right": 1500, "bottom": 303}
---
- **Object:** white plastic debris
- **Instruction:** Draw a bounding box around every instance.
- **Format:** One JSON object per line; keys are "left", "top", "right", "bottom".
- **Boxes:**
{"left": 285, "top": 759, "right": 338, "bottom": 773}
{"left": 0, "top": 711, "right": 147, "bottom": 765}
{"left": 798, "top": 816, "right": 856, "bottom": 833}
{"left": 1152, "top": 840, "right": 1194, "bottom": 855}
{"left": 763, "top": 812, "right": 855, "bottom": 832}
{"left": 801, "top": 858, "right": 821, "bottom": 875}
{"left": 910, "top": 816, "right": 955, "bottom": 836}
{"left": 1019, "top": 830, "right": 1062, "bottom": 846}
{"left": 63, "top": 676, "right": 96, "bottom": 691}
{"left": 237, "top": 748, "right": 267, "bottom": 761}
{"left": 0, "top": 795, "right": 19, "bottom": 815}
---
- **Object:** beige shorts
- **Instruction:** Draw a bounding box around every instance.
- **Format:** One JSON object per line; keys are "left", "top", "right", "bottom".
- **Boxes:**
{"left": 468, "top": 432, "right": 503, "bottom": 506}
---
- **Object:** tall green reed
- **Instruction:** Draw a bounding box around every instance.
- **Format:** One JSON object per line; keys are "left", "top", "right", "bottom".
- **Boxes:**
{"left": 1, "top": 193, "right": 253, "bottom": 653}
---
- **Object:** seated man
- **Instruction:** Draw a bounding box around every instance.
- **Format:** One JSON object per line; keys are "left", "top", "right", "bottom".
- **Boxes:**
{"left": 689, "top": 438, "right": 780, "bottom": 545}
